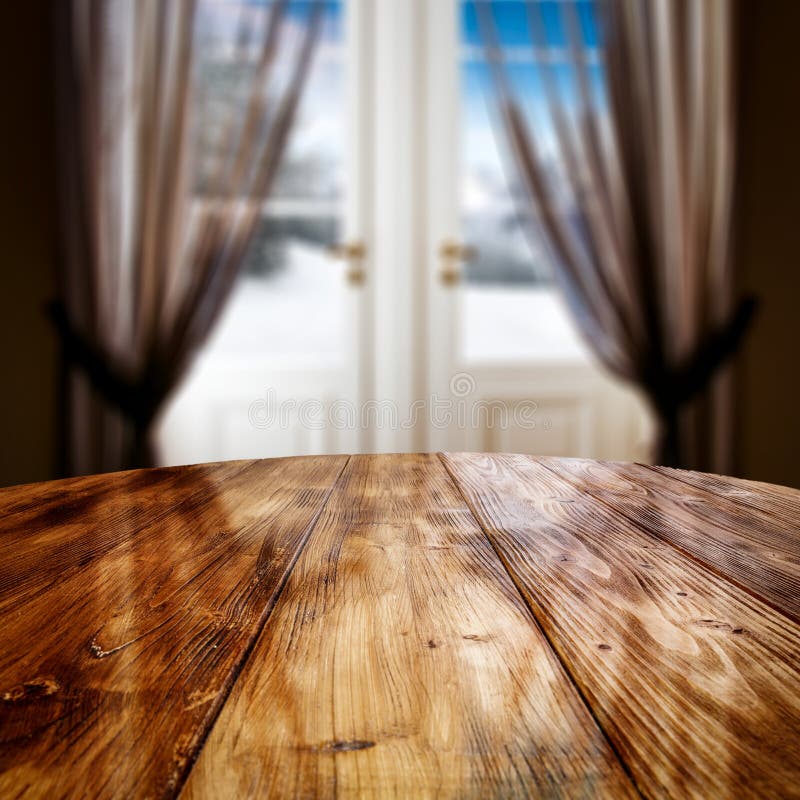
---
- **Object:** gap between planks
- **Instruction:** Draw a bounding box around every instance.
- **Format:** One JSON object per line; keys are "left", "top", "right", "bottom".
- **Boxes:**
{"left": 436, "top": 452, "right": 646, "bottom": 799}
{"left": 173, "top": 455, "right": 352, "bottom": 799}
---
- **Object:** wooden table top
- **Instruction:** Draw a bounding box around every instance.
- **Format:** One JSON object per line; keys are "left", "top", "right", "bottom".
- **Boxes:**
{"left": 1, "top": 453, "right": 799, "bottom": 799}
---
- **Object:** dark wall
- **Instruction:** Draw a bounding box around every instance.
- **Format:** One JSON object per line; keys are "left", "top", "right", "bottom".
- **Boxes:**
{"left": 736, "top": 1, "right": 800, "bottom": 487}
{"left": 0, "top": 4, "right": 58, "bottom": 486}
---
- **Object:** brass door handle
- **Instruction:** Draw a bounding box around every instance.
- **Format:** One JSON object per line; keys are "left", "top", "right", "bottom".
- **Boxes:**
{"left": 327, "top": 241, "right": 367, "bottom": 286}
{"left": 439, "top": 239, "right": 476, "bottom": 286}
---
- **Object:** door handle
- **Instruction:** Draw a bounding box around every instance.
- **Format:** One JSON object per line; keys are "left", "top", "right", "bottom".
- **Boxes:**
{"left": 327, "top": 241, "right": 367, "bottom": 286}
{"left": 439, "top": 239, "right": 476, "bottom": 286}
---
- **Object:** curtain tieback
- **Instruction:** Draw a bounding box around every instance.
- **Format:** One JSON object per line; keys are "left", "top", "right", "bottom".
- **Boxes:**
{"left": 49, "top": 301, "right": 164, "bottom": 430}
{"left": 648, "top": 295, "right": 758, "bottom": 418}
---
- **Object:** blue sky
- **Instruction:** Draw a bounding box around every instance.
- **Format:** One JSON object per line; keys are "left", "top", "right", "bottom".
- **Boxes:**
{"left": 461, "top": 0, "right": 600, "bottom": 49}
{"left": 459, "top": 1, "right": 606, "bottom": 216}
{"left": 460, "top": 0, "right": 604, "bottom": 104}
{"left": 460, "top": 0, "right": 605, "bottom": 156}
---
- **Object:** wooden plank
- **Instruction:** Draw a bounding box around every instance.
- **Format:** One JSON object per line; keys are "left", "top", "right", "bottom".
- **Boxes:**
{"left": 0, "top": 455, "right": 347, "bottom": 799}
{"left": 0, "top": 460, "right": 251, "bottom": 613}
{"left": 444, "top": 452, "right": 800, "bottom": 799}
{"left": 648, "top": 464, "right": 800, "bottom": 521}
{"left": 543, "top": 457, "right": 800, "bottom": 622}
{"left": 183, "top": 453, "right": 636, "bottom": 799}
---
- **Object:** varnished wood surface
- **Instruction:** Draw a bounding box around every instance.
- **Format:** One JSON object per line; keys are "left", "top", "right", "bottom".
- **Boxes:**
{"left": 541, "top": 457, "right": 800, "bottom": 623}
{"left": 0, "top": 457, "right": 347, "bottom": 797}
{"left": 443, "top": 453, "right": 800, "bottom": 799}
{"left": 184, "top": 454, "right": 635, "bottom": 798}
{"left": 1, "top": 453, "right": 799, "bottom": 798}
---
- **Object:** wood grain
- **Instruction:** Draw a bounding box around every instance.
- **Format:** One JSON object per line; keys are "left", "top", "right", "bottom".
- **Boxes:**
{"left": 0, "top": 456, "right": 346, "bottom": 799}
{"left": 183, "top": 453, "right": 636, "bottom": 799}
{"left": 648, "top": 464, "right": 800, "bottom": 521}
{"left": 4, "top": 452, "right": 800, "bottom": 798}
{"left": 443, "top": 452, "right": 800, "bottom": 799}
{"left": 542, "top": 457, "right": 800, "bottom": 622}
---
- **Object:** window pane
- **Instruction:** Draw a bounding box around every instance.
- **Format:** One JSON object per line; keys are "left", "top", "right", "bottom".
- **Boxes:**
{"left": 207, "top": 213, "right": 345, "bottom": 359}
{"left": 193, "top": 0, "right": 347, "bottom": 362}
{"left": 458, "top": 0, "right": 599, "bottom": 362}
{"left": 241, "top": 213, "right": 339, "bottom": 276}
{"left": 460, "top": 60, "right": 552, "bottom": 287}
{"left": 194, "top": 1, "right": 344, "bottom": 201}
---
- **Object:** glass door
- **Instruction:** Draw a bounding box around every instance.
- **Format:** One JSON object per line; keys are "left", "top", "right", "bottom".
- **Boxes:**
{"left": 427, "top": 0, "right": 651, "bottom": 460}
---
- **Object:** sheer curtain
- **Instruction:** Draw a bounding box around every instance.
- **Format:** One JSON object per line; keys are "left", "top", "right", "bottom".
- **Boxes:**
{"left": 54, "top": 0, "right": 322, "bottom": 475}
{"left": 478, "top": 0, "right": 754, "bottom": 471}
